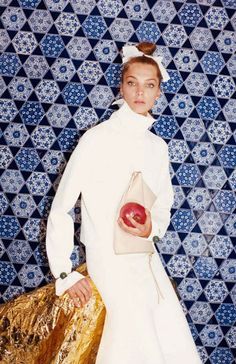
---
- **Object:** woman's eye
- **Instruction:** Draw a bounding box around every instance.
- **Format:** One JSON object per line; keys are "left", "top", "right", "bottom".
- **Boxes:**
{"left": 147, "top": 83, "right": 155, "bottom": 88}
{"left": 127, "top": 81, "right": 135, "bottom": 86}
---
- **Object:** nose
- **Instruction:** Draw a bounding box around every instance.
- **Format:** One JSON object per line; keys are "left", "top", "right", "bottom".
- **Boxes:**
{"left": 136, "top": 86, "right": 144, "bottom": 96}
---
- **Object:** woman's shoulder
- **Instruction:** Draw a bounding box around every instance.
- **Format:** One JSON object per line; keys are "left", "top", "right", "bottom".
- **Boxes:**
{"left": 80, "top": 120, "right": 108, "bottom": 141}
{"left": 147, "top": 131, "right": 168, "bottom": 151}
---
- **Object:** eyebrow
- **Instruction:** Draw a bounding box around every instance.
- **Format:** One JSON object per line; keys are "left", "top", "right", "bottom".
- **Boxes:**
{"left": 126, "top": 76, "right": 157, "bottom": 82}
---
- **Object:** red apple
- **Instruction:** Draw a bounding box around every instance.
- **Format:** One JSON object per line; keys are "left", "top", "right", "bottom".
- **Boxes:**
{"left": 119, "top": 202, "right": 146, "bottom": 228}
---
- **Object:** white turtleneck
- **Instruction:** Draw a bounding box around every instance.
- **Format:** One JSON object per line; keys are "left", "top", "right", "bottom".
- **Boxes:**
{"left": 46, "top": 101, "right": 174, "bottom": 295}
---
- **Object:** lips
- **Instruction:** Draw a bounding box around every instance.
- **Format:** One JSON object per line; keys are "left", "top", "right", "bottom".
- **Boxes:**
{"left": 134, "top": 100, "right": 145, "bottom": 104}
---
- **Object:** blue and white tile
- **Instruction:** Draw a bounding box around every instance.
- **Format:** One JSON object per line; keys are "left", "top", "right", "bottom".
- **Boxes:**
{"left": 156, "top": 231, "right": 181, "bottom": 254}
{"left": 213, "top": 190, "right": 236, "bottom": 214}
{"left": 167, "top": 255, "right": 192, "bottom": 278}
{"left": 192, "top": 142, "right": 216, "bottom": 166}
{"left": 204, "top": 280, "right": 229, "bottom": 303}
{"left": 0, "top": 99, "right": 18, "bottom": 122}
{"left": 18, "top": 265, "right": 44, "bottom": 288}
{"left": 19, "top": 101, "right": 45, "bottom": 125}
{"left": 7, "top": 240, "right": 33, "bottom": 263}
{"left": 31, "top": 126, "right": 56, "bottom": 149}
{"left": 0, "top": 169, "right": 24, "bottom": 193}
{"left": 66, "top": 37, "right": 92, "bottom": 60}
{"left": 8, "top": 77, "right": 33, "bottom": 101}
{"left": 47, "top": 104, "right": 71, "bottom": 128}
{"left": 51, "top": 58, "right": 76, "bottom": 82}
{"left": 189, "top": 301, "right": 213, "bottom": 324}
{"left": 0, "top": 53, "right": 22, "bottom": 77}
{"left": 124, "top": 0, "right": 149, "bottom": 20}
{"left": 4, "top": 123, "right": 29, "bottom": 147}
{"left": 1, "top": 6, "right": 26, "bottom": 31}
{"left": 26, "top": 172, "right": 51, "bottom": 196}
{"left": 212, "top": 76, "right": 236, "bottom": 99}
{"left": 198, "top": 212, "right": 223, "bottom": 235}
{"left": 220, "top": 259, "right": 236, "bottom": 281}
{"left": 0, "top": 193, "right": 9, "bottom": 215}
{"left": 42, "top": 150, "right": 65, "bottom": 174}
{"left": 44, "top": 0, "right": 68, "bottom": 11}
{"left": 178, "top": 278, "right": 202, "bottom": 301}
{"left": 169, "top": 94, "right": 194, "bottom": 117}
{"left": 55, "top": 13, "right": 80, "bottom": 36}
{"left": 12, "top": 31, "right": 37, "bottom": 55}
{"left": 97, "top": 0, "right": 123, "bottom": 18}
{"left": 152, "top": 1, "right": 176, "bottom": 23}
{"left": 207, "top": 120, "right": 232, "bottom": 144}
{"left": 199, "top": 325, "right": 223, "bottom": 347}
{"left": 70, "top": 0, "right": 96, "bottom": 14}
{"left": 78, "top": 60, "right": 103, "bottom": 84}
{"left": 88, "top": 85, "right": 114, "bottom": 108}
{"left": 28, "top": 10, "right": 53, "bottom": 33}
{"left": 205, "top": 7, "right": 229, "bottom": 30}
{"left": 82, "top": 15, "right": 107, "bottom": 39}
{"left": 109, "top": 18, "right": 134, "bottom": 42}
{"left": 183, "top": 233, "right": 208, "bottom": 256}
{"left": 94, "top": 40, "right": 118, "bottom": 63}
{"left": 163, "top": 24, "right": 187, "bottom": 47}
{"left": 174, "top": 49, "right": 198, "bottom": 72}
{"left": 62, "top": 83, "right": 87, "bottom": 106}
{"left": 209, "top": 235, "right": 234, "bottom": 259}
{"left": 189, "top": 27, "right": 214, "bottom": 50}
{"left": 178, "top": 3, "right": 203, "bottom": 27}
{"left": 181, "top": 118, "right": 205, "bottom": 142}
{"left": 185, "top": 73, "right": 209, "bottom": 96}
{"left": 35, "top": 80, "right": 60, "bottom": 103}
{"left": 0, "top": 146, "right": 13, "bottom": 169}
{"left": 168, "top": 139, "right": 190, "bottom": 163}
{"left": 203, "top": 166, "right": 227, "bottom": 190}
{"left": 73, "top": 107, "right": 98, "bottom": 129}
{"left": 23, "top": 55, "right": 49, "bottom": 79}
{"left": 176, "top": 164, "right": 201, "bottom": 187}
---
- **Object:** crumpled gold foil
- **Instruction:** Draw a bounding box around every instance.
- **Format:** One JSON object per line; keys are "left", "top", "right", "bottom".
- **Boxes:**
{"left": 0, "top": 263, "right": 106, "bottom": 364}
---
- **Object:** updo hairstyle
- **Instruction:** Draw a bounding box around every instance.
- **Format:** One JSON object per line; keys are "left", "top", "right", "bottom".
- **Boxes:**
{"left": 121, "top": 42, "right": 162, "bottom": 86}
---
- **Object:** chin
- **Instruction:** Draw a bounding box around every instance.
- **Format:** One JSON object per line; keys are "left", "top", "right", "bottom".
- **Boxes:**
{"left": 131, "top": 103, "right": 149, "bottom": 115}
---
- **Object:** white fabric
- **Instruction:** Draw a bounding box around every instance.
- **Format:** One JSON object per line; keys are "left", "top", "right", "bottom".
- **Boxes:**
{"left": 46, "top": 101, "right": 201, "bottom": 363}
{"left": 122, "top": 45, "right": 170, "bottom": 82}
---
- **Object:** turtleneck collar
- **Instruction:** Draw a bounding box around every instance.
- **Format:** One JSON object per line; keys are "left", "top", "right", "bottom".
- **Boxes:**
{"left": 110, "top": 100, "right": 155, "bottom": 135}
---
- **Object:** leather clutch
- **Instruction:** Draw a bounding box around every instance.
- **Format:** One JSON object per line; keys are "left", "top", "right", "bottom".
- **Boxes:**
{"left": 114, "top": 171, "right": 156, "bottom": 254}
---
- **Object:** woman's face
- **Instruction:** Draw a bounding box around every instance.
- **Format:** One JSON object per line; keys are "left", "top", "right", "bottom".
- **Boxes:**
{"left": 120, "top": 62, "right": 161, "bottom": 116}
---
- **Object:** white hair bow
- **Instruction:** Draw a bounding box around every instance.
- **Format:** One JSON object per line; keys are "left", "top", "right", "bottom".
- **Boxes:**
{"left": 122, "top": 45, "right": 170, "bottom": 82}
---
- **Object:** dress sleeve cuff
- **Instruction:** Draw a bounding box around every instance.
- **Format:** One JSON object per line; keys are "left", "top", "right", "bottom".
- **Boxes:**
{"left": 55, "top": 270, "right": 85, "bottom": 296}
{"left": 146, "top": 221, "right": 161, "bottom": 242}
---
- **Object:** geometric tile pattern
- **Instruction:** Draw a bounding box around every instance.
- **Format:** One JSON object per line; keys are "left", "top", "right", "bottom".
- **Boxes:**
{"left": 0, "top": 0, "right": 235, "bottom": 362}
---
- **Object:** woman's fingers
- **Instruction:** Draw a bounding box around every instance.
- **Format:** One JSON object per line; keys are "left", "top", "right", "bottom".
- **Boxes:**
{"left": 117, "top": 209, "right": 152, "bottom": 238}
{"left": 66, "top": 278, "right": 92, "bottom": 307}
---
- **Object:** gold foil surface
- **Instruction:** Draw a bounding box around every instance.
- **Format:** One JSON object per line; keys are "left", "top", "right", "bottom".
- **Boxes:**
{"left": 0, "top": 263, "right": 106, "bottom": 364}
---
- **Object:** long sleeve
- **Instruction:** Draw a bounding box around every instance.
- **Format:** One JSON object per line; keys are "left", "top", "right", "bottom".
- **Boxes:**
{"left": 148, "top": 142, "right": 174, "bottom": 241}
{"left": 46, "top": 135, "right": 87, "bottom": 296}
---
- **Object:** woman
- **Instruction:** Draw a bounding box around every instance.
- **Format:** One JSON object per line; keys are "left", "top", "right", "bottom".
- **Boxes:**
{"left": 46, "top": 42, "right": 202, "bottom": 363}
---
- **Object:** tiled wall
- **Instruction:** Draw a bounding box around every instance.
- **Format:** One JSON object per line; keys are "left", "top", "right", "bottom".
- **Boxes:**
{"left": 0, "top": 0, "right": 235, "bottom": 362}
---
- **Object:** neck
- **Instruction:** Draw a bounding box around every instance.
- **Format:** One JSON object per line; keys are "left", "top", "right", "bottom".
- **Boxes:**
{"left": 110, "top": 100, "right": 155, "bottom": 135}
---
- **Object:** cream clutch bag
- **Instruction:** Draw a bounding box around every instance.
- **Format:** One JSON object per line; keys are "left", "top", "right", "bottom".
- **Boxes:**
{"left": 114, "top": 171, "right": 156, "bottom": 254}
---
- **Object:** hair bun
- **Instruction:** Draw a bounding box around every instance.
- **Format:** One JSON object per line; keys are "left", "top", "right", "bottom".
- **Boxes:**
{"left": 136, "top": 42, "right": 156, "bottom": 55}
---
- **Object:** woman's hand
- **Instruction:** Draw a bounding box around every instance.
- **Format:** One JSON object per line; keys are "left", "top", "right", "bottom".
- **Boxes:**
{"left": 117, "top": 208, "right": 152, "bottom": 238}
{"left": 66, "top": 277, "right": 92, "bottom": 308}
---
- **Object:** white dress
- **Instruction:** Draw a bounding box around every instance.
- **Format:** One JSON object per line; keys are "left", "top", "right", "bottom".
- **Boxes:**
{"left": 46, "top": 101, "right": 202, "bottom": 364}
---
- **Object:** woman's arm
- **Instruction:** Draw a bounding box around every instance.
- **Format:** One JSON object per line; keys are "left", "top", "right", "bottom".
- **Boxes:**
{"left": 147, "top": 142, "right": 174, "bottom": 241}
{"left": 46, "top": 135, "right": 89, "bottom": 297}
